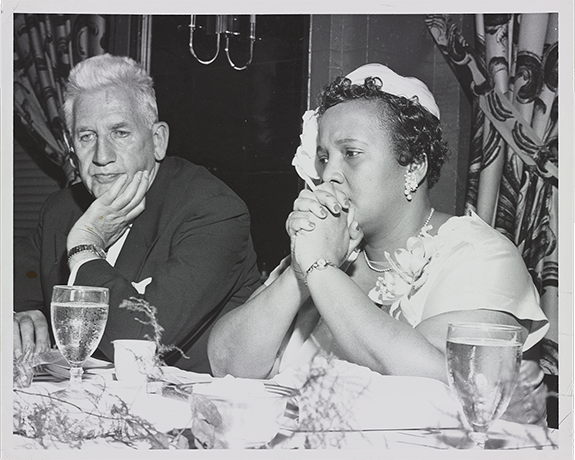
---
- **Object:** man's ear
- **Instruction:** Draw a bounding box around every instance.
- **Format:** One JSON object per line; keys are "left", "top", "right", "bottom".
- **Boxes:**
{"left": 152, "top": 122, "right": 170, "bottom": 161}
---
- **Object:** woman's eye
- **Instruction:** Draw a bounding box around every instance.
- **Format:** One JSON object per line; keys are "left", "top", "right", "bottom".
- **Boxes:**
{"left": 345, "top": 149, "right": 361, "bottom": 158}
{"left": 318, "top": 156, "right": 328, "bottom": 165}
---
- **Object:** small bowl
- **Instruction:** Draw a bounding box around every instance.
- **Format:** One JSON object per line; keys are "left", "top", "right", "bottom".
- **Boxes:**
{"left": 189, "top": 379, "right": 295, "bottom": 449}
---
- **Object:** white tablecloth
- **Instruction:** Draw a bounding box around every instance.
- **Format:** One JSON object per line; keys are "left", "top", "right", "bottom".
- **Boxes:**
{"left": 10, "top": 360, "right": 559, "bottom": 452}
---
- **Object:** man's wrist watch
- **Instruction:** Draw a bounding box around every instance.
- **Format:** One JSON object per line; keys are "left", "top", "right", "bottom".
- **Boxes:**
{"left": 67, "top": 244, "right": 107, "bottom": 262}
{"left": 304, "top": 258, "right": 336, "bottom": 285}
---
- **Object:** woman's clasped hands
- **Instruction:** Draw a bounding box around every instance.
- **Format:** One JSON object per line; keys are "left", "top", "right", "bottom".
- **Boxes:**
{"left": 286, "top": 183, "right": 363, "bottom": 282}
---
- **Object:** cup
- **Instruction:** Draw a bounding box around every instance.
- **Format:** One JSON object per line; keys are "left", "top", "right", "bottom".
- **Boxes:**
{"left": 112, "top": 339, "right": 157, "bottom": 384}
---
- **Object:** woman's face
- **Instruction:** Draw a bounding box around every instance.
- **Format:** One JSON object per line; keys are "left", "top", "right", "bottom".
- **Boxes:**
{"left": 317, "top": 99, "right": 407, "bottom": 236}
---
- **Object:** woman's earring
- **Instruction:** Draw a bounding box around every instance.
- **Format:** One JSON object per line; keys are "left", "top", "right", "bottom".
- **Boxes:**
{"left": 404, "top": 169, "right": 418, "bottom": 201}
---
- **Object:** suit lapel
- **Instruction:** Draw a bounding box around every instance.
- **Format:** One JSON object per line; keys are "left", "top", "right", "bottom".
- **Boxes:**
{"left": 113, "top": 159, "right": 172, "bottom": 281}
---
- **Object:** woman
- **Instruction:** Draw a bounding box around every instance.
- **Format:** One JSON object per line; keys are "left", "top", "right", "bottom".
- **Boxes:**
{"left": 208, "top": 64, "right": 548, "bottom": 391}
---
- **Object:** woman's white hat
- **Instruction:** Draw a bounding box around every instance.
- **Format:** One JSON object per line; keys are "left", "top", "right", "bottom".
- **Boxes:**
{"left": 346, "top": 63, "right": 440, "bottom": 120}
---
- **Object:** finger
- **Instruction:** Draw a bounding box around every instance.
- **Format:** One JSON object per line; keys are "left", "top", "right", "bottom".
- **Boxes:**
{"left": 347, "top": 221, "right": 364, "bottom": 256}
{"left": 116, "top": 169, "right": 150, "bottom": 215}
{"left": 317, "top": 182, "right": 350, "bottom": 208}
{"left": 293, "top": 195, "right": 328, "bottom": 219}
{"left": 348, "top": 220, "right": 363, "bottom": 241}
{"left": 32, "top": 316, "right": 50, "bottom": 356}
{"left": 111, "top": 170, "right": 146, "bottom": 211}
{"left": 18, "top": 315, "right": 36, "bottom": 357}
{"left": 126, "top": 169, "right": 149, "bottom": 210}
{"left": 313, "top": 188, "right": 345, "bottom": 215}
{"left": 97, "top": 170, "right": 143, "bottom": 212}
{"left": 286, "top": 212, "right": 316, "bottom": 237}
{"left": 333, "top": 189, "right": 350, "bottom": 210}
{"left": 122, "top": 196, "right": 146, "bottom": 223}
{"left": 13, "top": 319, "right": 23, "bottom": 359}
{"left": 345, "top": 205, "right": 356, "bottom": 226}
{"left": 98, "top": 173, "right": 129, "bottom": 206}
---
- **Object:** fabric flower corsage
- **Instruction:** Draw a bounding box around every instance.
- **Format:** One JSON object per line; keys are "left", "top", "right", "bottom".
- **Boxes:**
{"left": 292, "top": 110, "right": 321, "bottom": 189}
{"left": 368, "top": 232, "right": 437, "bottom": 326}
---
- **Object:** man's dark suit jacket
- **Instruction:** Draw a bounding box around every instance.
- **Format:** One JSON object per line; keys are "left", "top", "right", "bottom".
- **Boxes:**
{"left": 14, "top": 156, "right": 261, "bottom": 374}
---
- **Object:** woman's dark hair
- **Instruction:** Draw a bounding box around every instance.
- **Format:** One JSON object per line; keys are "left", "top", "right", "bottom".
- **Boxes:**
{"left": 317, "top": 75, "right": 449, "bottom": 188}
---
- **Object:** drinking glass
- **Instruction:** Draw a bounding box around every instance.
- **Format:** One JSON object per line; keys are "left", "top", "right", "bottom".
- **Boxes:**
{"left": 50, "top": 285, "right": 109, "bottom": 399}
{"left": 446, "top": 322, "right": 522, "bottom": 449}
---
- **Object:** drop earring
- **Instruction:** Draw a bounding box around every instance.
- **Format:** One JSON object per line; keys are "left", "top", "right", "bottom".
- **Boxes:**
{"left": 404, "top": 168, "right": 418, "bottom": 201}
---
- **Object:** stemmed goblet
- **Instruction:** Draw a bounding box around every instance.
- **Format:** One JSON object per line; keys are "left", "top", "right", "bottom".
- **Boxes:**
{"left": 50, "top": 285, "right": 109, "bottom": 399}
{"left": 446, "top": 322, "right": 522, "bottom": 449}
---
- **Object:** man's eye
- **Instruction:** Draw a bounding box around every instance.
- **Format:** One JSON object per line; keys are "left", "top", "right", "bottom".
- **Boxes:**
{"left": 318, "top": 156, "right": 328, "bottom": 165}
{"left": 345, "top": 150, "right": 361, "bottom": 158}
{"left": 78, "top": 132, "right": 95, "bottom": 142}
{"left": 112, "top": 130, "right": 130, "bottom": 138}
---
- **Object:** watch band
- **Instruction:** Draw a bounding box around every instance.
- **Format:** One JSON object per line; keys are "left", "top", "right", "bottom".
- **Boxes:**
{"left": 304, "top": 258, "right": 336, "bottom": 285}
{"left": 67, "top": 244, "right": 107, "bottom": 262}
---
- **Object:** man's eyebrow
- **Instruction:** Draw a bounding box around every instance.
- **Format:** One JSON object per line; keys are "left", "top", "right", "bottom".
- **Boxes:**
{"left": 110, "top": 122, "right": 130, "bottom": 130}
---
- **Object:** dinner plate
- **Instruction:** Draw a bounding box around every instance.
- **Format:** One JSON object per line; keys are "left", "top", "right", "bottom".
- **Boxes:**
{"left": 164, "top": 379, "right": 299, "bottom": 430}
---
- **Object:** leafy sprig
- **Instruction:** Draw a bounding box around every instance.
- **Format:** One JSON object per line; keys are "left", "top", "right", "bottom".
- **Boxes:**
{"left": 119, "top": 297, "right": 188, "bottom": 363}
{"left": 13, "top": 386, "right": 189, "bottom": 449}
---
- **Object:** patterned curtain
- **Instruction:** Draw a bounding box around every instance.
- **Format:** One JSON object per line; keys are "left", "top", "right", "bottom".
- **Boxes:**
{"left": 14, "top": 14, "right": 108, "bottom": 185}
{"left": 425, "top": 14, "right": 559, "bottom": 376}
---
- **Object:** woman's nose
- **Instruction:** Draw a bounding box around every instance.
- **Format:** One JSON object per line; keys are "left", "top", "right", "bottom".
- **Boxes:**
{"left": 321, "top": 160, "right": 344, "bottom": 184}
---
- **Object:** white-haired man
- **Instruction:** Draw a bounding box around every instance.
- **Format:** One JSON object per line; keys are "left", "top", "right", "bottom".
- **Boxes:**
{"left": 14, "top": 54, "right": 261, "bottom": 373}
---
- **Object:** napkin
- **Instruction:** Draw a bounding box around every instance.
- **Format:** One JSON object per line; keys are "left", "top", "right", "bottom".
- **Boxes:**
{"left": 273, "top": 358, "right": 463, "bottom": 431}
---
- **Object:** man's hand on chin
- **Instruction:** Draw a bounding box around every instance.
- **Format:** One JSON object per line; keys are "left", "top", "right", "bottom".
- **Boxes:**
{"left": 67, "top": 170, "right": 149, "bottom": 252}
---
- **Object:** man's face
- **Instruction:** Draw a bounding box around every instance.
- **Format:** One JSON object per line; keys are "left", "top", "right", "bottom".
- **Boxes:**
{"left": 71, "top": 86, "right": 161, "bottom": 198}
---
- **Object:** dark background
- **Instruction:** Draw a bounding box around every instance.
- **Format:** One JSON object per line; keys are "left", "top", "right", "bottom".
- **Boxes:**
{"left": 150, "top": 15, "right": 309, "bottom": 273}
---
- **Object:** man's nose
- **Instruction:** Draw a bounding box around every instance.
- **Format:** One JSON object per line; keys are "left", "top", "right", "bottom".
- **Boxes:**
{"left": 92, "top": 136, "right": 116, "bottom": 166}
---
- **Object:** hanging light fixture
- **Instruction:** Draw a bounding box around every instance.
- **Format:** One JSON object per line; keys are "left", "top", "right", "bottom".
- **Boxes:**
{"left": 189, "top": 15, "right": 256, "bottom": 71}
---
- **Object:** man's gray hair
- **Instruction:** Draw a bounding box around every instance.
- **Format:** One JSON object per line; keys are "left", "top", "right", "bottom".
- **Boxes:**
{"left": 63, "top": 54, "right": 158, "bottom": 131}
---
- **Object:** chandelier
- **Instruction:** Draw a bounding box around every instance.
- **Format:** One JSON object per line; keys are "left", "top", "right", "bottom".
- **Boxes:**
{"left": 189, "top": 15, "right": 256, "bottom": 71}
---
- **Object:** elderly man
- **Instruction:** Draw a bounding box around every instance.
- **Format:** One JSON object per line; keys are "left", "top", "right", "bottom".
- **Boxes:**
{"left": 13, "top": 54, "right": 261, "bottom": 373}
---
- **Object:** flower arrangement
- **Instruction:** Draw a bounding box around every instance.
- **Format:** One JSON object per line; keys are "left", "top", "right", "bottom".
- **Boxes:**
{"left": 368, "top": 231, "right": 437, "bottom": 326}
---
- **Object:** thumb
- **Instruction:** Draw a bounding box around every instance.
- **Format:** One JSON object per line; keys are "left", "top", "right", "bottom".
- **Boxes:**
{"left": 349, "top": 220, "right": 363, "bottom": 241}
{"left": 347, "top": 221, "right": 364, "bottom": 258}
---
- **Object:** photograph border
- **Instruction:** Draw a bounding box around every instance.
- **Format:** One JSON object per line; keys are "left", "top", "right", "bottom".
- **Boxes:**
{"left": 2, "top": 1, "right": 573, "bottom": 459}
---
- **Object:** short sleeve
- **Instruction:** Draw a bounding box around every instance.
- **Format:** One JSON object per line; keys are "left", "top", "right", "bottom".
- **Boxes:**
{"left": 419, "top": 216, "right": 549, "bottom": 351}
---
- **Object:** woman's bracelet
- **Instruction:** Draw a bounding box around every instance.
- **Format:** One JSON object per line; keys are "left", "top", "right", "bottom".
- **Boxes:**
{"left": 304, "top": 258, "right": 337, "bottom": 285}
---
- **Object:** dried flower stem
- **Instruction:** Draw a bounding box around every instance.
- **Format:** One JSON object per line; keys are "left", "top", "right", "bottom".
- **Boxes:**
{"left": 119, "top": 297, "right": 188, "bottom": 362}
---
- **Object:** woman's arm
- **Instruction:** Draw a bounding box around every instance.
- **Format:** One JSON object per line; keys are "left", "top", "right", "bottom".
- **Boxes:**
{"left": 305, "top": 264, "right": 526, "bottom": 383}
{"left": 208, "top": 261, "right": 309, "bottom": 379}
{"left": 208, "top": 185, "right": 356, "bottom": 378}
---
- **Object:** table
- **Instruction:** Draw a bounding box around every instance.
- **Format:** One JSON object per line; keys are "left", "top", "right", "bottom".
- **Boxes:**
{"left": 10, "top": 362, "right": 559, "bottom": 451}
